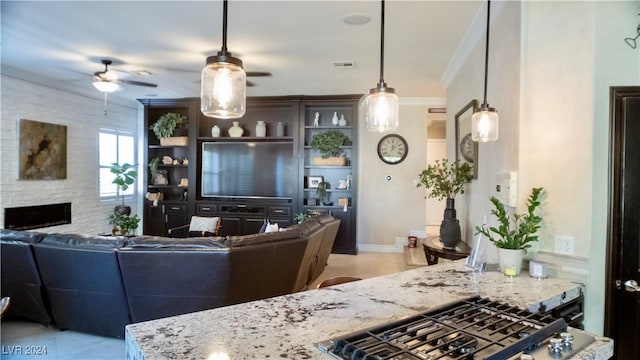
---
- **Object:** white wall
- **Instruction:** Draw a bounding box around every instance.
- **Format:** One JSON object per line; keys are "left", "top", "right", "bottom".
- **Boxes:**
{"left": 357, "top": 98, "right": 444, "bottom": 251}
{"left": 446, "top": 1, "right": 640, "bottom": 334}
{"left": 0, "top": 75, "right": 139, "bottom": 234}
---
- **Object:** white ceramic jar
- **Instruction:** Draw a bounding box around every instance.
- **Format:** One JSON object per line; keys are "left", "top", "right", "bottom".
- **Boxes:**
{"left": 256, "top": 121, "right": 266, "bottom": 137}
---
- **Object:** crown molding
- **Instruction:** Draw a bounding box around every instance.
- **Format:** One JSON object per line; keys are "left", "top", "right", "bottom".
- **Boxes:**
{"left": 440, "top": 1, "right": 507, "bottom": 89}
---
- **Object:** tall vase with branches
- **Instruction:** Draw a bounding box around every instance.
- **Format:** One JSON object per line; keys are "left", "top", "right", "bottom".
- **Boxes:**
{"left": 417, "top": 159, "right": 473, "bottom": 247}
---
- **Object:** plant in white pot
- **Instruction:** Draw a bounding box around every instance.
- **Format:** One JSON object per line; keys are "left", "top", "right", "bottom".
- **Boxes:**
{"left": 417, "top": 159, "right": 473, "bottom": 248}
{"left": 475, "top": 187, "right": 544, "bottom": 276}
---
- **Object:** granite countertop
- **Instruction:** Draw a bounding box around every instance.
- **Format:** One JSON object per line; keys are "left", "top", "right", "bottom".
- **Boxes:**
{"left": 125, "top": 260, "right": 613, "bottom": 360}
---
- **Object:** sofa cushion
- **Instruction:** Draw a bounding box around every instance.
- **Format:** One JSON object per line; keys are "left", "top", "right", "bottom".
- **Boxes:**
{"left": 41, "top": 233, "right": 128, "bottom": 248}
{"left": 0, "top": 229, "right": 46, "bottom": 243}
{"left": 123, "top": 235, "right": 227, "bottom": 249}
{"left": 227, "top": 228, "right": 301, "bottom": 248}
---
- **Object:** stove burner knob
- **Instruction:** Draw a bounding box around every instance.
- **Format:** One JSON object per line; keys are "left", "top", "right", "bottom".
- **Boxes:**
{"left": 548, "top": 338, "right": 563, "bottom": 354}
{"left": 520, "top": 354, "right": 535, "bottom": 360}
{"left": 560, "top": 332, "right": 574, "bottom": 346}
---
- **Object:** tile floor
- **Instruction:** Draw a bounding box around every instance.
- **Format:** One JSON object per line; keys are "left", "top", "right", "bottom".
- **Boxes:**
{"left": 1, "top": 251, "right": 414, "bottom": 360}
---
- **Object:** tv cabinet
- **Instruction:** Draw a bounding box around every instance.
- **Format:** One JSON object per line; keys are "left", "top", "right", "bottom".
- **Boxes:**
{"left": 140, "top": 95, "right": 359, "bottom": 254}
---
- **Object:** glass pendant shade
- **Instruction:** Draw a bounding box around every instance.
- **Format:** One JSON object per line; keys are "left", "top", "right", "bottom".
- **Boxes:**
{"left": 201, "top": 56, "right": 246, "bottom": 119}
{"left": 471, "top": 106, "right": 499, "bottom": 142}
{"left": 365, "top": 85, "right": 399, "bottom": 132}
{"left": 92, "top": 80, "right": 119, "bottom": 93}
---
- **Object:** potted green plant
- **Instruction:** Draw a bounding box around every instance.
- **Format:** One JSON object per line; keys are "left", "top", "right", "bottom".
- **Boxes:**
{"left": 416, "top": 159, "right": 473, "bottom": 248}
{"left": 294, "top": 213, "right": 309, "bottom": 224}
{"left": 148, "top": 157, "right": 161, "bottom": 184}
{"left": 316, "top": 181, "right": 332, "bottom": 205}
{"left": 110, "top": 162, "right": 137, "bottom": 215}
{"left": 475, "top": 187, "right": 544, "bottom": 275}
{"left": 108, "top": 212, "right": 140, "bottom": 236}
{"left": 150, "top": 113, "right": 187, "bottom": 145}
{"left": 310, "top": 130, "right": 350, "bottom": 165}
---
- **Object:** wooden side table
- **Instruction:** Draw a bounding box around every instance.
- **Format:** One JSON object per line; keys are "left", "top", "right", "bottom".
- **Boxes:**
{"left": 421, "top": 236, "right": 471, "bottom": 265}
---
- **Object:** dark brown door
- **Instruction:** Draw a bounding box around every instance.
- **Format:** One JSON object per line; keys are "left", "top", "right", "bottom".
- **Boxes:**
{"left": 605, "top": 86, "right": 640, "bottom": 359}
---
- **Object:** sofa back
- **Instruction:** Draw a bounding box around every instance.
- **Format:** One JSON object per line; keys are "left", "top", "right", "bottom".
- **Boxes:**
{"left": 117, "top": 236, "right": 230, "bottom": 323}
{"left": 289, "top": 219, "right": 326, "bottom": 292}
{"left": 312, "top": 215, "right": 341, "bottom": 281}
{"left": 0, "top": 229, "right": 51, "bottom": 325}
{"left": 226, "top": 228, "right": 307, "bottom": 304}
{"left": 32, "top": 233, "right": 130, "bottom": 338}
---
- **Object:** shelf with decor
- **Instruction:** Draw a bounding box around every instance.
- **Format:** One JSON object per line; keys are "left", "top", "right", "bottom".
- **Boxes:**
{"left": 299, "top": 95, "right": 360, "bottom": 255}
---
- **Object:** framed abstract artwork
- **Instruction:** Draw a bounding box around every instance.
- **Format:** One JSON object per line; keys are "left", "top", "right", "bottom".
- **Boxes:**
{"left": 18, "top": 119, "right": 67, "bottom": 180}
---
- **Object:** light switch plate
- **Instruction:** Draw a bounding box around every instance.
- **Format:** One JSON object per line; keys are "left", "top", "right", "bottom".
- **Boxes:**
{"left": 495, "top": 171, "right": 517, "bottom": 207}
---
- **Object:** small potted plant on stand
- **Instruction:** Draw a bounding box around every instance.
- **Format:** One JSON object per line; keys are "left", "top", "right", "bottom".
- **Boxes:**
{"left": 150, "top": 112, "right": 188, "bottom": 146}
{"left": 316, "top": 181, "right": 332, "bottom": 206}
{"left": 108, "top": 213, "right": 140, "bottom": 236}
{"left": 310, "top": 130, "right": 351, "bottom": 166}
{"left": 417, "top": 159, "right": 473, "bottom": 248}
{"left": 475, "top": 187, "right": 544, "bottom": 276}
{"left": 111, "top": 162, "right": 137, "bottom": 215}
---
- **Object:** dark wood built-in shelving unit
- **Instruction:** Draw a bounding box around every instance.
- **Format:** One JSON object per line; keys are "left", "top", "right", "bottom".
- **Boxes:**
{"left": 139, "top": 95, "right": 360, "bottom": 254}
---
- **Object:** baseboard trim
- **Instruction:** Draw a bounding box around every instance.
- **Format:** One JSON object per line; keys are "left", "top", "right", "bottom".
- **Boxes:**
{"left": 358, "top": 243, "right": 404, "bottom": 253}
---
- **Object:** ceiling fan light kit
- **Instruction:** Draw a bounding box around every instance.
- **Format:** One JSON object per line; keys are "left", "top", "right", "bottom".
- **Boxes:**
{"left": 92, "top": 80, "right": 119, "bottom": 93}
{"left": 471, "top": 0, "right": 499, "bottom": 142}
{"left": 201, "top": 0, "right": 246, "bottom": 119}
{"left": 364, "top": 0, "right": 399, "bottom": 133}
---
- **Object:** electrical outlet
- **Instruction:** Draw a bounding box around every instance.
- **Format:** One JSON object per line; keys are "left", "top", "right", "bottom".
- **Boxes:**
{"left": 554, "top": 235, "right": 574, "bottom": 255}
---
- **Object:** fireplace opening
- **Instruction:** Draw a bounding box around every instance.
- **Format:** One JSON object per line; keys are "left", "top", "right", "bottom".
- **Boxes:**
{"left": 4, "top": 202, "right": 71, "bottom": 230}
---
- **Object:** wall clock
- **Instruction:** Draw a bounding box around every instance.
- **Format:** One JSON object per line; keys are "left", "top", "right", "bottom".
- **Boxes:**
{"left": 377, "top": 134, "right": 408, "bottom": 164}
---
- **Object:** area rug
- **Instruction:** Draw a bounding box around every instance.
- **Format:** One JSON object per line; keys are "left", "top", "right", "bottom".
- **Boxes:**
{"left": 404, "top": 246, "right": 428, "bottom": 266}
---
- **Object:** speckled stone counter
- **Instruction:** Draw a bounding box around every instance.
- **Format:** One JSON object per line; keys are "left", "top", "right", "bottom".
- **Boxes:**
{"left": 125, "top": 260, "right": 613, "bottom": 360}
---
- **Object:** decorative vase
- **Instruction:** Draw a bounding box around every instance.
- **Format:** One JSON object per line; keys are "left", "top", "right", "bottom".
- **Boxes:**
{"left": 338, "top": 114, "right": 347, "bottom": 126}
{"left": 256, "top": 121, "right": 266, "bottom": 137}
{"left": 114, "top": 205, "right": 131, "bottom": 216}
{"left": 211, "top": 125, "right": 220, "bottom": 137}
{"left": 332, "top": 112, "right": 339, "bottom": 126}
{"left": 497, "top": 248, "right": 525, "bottom": 276}
{"left": 228, "top": 121, "right": 244, "bottom": 137}
{"left": 439, "top": 198, "right": 461, "bottom": 248}
{"left": 276, "top": 122, "right": 285, "bottom": 137}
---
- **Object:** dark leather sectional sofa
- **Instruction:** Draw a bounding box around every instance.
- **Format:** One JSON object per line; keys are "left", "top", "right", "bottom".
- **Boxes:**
{"left": 0, "top": 215, "right": 340, "bottom": 339}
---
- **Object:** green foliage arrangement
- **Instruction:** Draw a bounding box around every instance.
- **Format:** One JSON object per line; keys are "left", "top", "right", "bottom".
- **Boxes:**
{"left": 293, "top": 213, "right": 309, "bottom": 224}
{"left": 310, "top": 130, "right": 351, "bottom": 158}
{"left": 108, "top": 213, "right": 140, "bottom": 236}
{"left": 150, "top": 112, "right": 187, "bottom": 138}
{"left": 316, "top": 181, "right": 329, "bottom": 203}
{"left": 110, "top": 162, "right": 137, "bottom": 206}
{"left": 148, "top": 157, "right": 161, "bottom": 181}
{"left": 416, "top": 159, "right": 473, "bottom": 201}
{"left": 475, "top": 187, "right": 544, "bottom": 250}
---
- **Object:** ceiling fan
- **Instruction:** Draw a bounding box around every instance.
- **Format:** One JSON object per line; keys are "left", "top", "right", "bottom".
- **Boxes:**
{"left": 244, "top": 71, "right": 271, "bottom": 87}
{"left": 92, "top": 59, "right": 157, "bottom": 92}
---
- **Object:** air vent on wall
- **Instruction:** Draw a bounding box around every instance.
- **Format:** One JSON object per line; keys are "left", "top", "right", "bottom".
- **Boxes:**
{"left": 332, "top": 61, "right": 356, "bottom": 69}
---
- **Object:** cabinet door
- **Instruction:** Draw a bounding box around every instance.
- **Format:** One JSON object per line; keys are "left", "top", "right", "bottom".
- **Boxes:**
{"left": 165, "top": 204, "right": 189, "bottom": 238}
{"left": 144, "top": 203, "right": 165, "bottom": 236}
{"left": 244, "top": 217, "right": 266, "bottom": 235}
{"left": 219, "top": 217, "right": 241, "bottom": 237}
{"left": 330, "top": 210, "right": 356, "bottom": 255}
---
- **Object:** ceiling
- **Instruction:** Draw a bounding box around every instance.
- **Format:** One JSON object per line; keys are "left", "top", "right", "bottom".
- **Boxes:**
{"left": 1, "top": 1, "right": 483, "bottom": 107}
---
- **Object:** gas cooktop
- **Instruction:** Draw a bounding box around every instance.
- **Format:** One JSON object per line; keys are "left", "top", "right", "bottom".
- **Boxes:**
{"left": 317, "top": 296, "right": 593, "bottom": 360}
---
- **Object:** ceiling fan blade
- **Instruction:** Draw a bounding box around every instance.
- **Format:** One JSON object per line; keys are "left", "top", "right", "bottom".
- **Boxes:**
{"left": 246, "top": 80, "right": 256, "bottom": 87}
{"left": 246, "top": 71, "right": 271, "bottom": 77}
{"left": 120, "top": 79, "right": 158, "bottom": 88}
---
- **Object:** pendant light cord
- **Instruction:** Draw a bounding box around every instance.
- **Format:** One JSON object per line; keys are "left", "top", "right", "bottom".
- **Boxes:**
{"left": 482, "top": 0, "right": 491, "bottom": 107}
{"left": 378, "top": 0, "right": 386, "bottom": 85}
{"left": 221, "top": 0, "right": 229, "bottom": 54}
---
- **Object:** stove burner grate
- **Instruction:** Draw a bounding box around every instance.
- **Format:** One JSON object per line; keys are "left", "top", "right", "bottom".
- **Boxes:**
{"left": 318, "top": 296, "right": 593, "bottom": 360}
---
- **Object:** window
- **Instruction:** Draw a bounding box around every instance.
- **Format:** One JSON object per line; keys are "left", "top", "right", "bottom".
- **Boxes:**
{"left": 99, "top": 129, "right": 135, "bottom": 199}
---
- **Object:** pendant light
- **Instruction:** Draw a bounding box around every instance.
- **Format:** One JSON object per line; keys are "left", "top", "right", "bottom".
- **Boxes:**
{"left": 365, "top": 0, "right": 399, "bottom": 133}
{"left": 201, "top": 0, "right": 246, "bottom": 119}
{"left": 471, "top": 0, "right": 499, "bottom": 142}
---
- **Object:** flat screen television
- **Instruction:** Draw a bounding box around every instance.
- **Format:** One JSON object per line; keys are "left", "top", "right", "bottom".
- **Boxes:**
{"left": 201, "top": 142, "right": 294, "bottom": 199}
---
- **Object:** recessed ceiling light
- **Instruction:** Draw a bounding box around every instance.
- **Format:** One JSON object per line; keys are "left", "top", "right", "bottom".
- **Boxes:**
{"left": 343, "top": 13, "right": 371, "bottom": 25}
